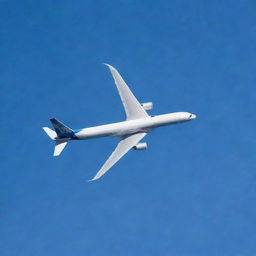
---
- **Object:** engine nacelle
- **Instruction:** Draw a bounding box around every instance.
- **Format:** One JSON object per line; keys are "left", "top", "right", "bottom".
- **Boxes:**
{"left": 141, "top": 102, "right": 153, "bottom": 110}
{"left": 133, "top": 142, "right": 147, "bottom": 150}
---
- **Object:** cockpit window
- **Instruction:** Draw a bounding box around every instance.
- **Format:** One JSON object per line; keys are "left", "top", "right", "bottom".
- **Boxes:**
{"left": 189, "top": 114, "right": 192, "bottom": 118}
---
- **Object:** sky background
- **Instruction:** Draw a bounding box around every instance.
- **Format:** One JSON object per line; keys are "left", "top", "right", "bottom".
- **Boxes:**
{"left": 1, "top": 0, "right": 256, "bottom": 255}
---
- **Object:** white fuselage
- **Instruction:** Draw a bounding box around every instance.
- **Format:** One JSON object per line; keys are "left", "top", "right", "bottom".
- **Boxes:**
{"left": 75, "top": 112, "right": 196, "bottom": 140}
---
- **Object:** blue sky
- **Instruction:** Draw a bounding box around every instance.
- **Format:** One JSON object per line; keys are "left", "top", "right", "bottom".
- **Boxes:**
{"left": 1, "top": 0, "right": 256, "bottom": 255}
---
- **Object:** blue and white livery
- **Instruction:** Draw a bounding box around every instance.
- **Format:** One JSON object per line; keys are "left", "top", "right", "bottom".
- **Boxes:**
{"left": 43, "top": 64, "right": 196, "bottom": 181}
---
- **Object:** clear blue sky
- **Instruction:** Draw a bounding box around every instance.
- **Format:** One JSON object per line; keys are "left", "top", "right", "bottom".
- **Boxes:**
{"left": 1, "top": 0, "right": 256, "bottom": 255}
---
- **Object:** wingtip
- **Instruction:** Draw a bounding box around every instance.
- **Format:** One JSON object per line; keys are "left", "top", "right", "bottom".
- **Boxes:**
{"left": 103, "top": 63, "right": 114, "bottom": 69}
{"left": 88, "top": 177, "right": 97, "bottom": 182}
{"left": 88, "top": 173, "right": 103, "bottom": 182}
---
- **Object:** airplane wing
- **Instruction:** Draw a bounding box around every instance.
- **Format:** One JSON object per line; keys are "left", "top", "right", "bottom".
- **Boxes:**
{"left": 105, "top": 64, "right": 149, "bottom": 120}
{"left": 89, "top": 132, "right": 147, "bottom": 181}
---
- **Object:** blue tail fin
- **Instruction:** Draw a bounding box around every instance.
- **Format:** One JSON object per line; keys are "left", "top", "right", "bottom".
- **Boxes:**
{"left": 50, "top": 118, "right": 74, "bottom": 138}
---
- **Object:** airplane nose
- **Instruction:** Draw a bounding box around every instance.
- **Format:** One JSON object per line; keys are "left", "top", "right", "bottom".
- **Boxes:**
{"left": 191, "top": 114, "right": 197, "bottom": 119}
{"left": 189, "top": 114, "right": 196, "bottom": 119}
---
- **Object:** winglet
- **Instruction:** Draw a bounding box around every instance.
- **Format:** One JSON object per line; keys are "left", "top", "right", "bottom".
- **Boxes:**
{"left": 88, "top": 178, "right": 97, "bottom": 182}
{"left": 88, "top": 173, "right": 101, "bottom": 182}
{"left": 103, "top": 63, "right": 111, "bottom": 68}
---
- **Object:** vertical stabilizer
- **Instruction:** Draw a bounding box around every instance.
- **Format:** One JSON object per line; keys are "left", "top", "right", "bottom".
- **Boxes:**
{"left": 50, "top": 118, "right": 74, "bottom": 138}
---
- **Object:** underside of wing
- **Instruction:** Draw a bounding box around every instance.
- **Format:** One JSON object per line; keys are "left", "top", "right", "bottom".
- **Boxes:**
{"left": 105, "top": 64, "right": 149, "bottom": 120}
{"left": 89, "top": 132, "right": 147, "bottom": 181}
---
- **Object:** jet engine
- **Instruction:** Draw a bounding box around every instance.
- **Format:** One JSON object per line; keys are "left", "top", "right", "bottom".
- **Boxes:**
{"left": 133, "top": 142, "right": 147, "bottom": 150}
{"left": 141, "top": 102, "right": 153, "bottom": 110}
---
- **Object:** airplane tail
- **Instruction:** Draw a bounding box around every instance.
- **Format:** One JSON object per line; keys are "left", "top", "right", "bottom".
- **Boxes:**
{"left": 42, "top": 118, "right": 74, "bottom": 156}
{"left": 53, "top": 139, "right": 69, "bottom": 156}
{"left": 42, "top": 127, "right": 57, "bottom": 140}
{"left": 49, "top": 118, "right": 74, "bottom": 138}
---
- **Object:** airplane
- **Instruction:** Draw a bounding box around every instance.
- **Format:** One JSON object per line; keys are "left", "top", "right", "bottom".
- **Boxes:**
{"left": 43, "top": 64, "right": 196, "bottom": 181}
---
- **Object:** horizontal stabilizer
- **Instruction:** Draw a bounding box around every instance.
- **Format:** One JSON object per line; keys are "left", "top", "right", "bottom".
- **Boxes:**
{"left": 54, "top": 140, "right": 68, "bottom": 156}
{"left": 42, "top": 127, "right": 57, "bottom": 140}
